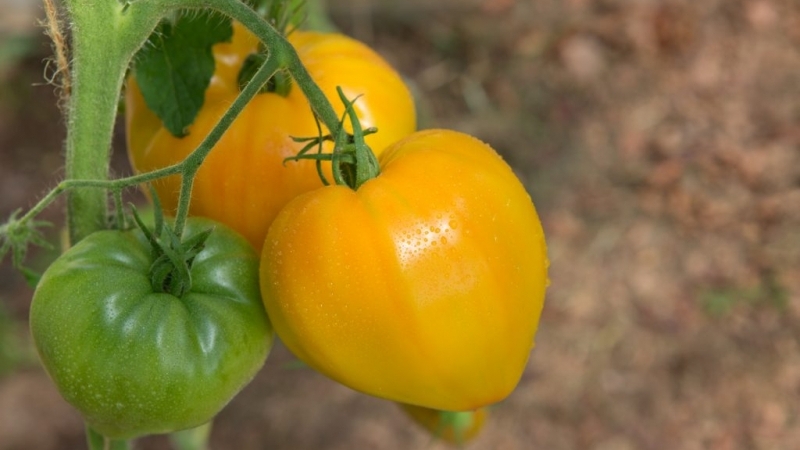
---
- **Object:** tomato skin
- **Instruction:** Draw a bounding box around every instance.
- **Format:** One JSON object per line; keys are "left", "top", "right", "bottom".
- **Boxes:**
{"left": 399, "top": 403, "right": 488, "bottom": 444}
{"left": 126, "top": 23, "right": 417, "bottom": 252}
{"left": 30, "top": 218, "right": 273, "bottom": 439}
{"left": 260, "top": 129, "right": 548, "bottom": 411}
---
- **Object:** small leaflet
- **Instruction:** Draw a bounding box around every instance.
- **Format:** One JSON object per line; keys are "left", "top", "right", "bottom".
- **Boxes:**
{"left": 133, "top": 11, "right": 233, "bottom": 137}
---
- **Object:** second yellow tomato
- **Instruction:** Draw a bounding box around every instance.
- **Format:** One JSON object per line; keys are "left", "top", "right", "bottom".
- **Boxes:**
{"left": 126, "top": 22, "right": 416, "bottom": 251}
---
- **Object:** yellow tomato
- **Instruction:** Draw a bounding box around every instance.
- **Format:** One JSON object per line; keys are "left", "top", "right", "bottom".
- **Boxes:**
{"left": 126, "top": 22, "right": 416, "bottom": 251}
{"left": 260, "top": 129, "right": 548, "bottom": 411}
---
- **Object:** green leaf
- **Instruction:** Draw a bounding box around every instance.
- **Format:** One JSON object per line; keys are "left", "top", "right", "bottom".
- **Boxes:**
{"left": 133, "top": 11, "right": 233, "bottom": 137}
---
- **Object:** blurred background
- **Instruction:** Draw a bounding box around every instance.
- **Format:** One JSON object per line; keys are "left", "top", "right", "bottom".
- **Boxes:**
{"left": 1, "top": 0, "right": 800, "bottom": 448}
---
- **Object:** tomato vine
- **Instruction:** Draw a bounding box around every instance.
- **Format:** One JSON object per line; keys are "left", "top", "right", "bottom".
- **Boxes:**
{"left": 1, "top": 0, "right": 347, "bottom": 253}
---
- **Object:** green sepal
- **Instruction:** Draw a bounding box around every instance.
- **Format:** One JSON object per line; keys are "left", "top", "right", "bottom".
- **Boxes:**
{"left": 338, "top": 88, "right": 381, "bottom": 189}
{"left": 246, "top": 0, "right": 308, "bottom": 35}
{"left": 283, "top": 97, "right": 380, "bottom": 190}
{"left": 20, "top": 267, "right": 43, "bottom": 290}
{"left": 129, "top": 203, "right": 212, "bottom": 298}
{"left": 437, "top": 411, "right": 477, "bottom": 445}
{"left": 0, "top": 209, "right": 53, "bottom": 275}
{"left": 238, "top": 53, "right": 293, "bottom": 96}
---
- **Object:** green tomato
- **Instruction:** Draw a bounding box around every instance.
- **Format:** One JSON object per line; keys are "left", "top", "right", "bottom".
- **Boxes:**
{"left": 30, "top": 217, "right": 273, "bottom": 439}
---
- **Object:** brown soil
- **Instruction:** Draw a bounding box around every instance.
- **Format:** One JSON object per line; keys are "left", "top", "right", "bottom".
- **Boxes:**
{"left": 1, "top": 0, "right": 799, "bottom": 448}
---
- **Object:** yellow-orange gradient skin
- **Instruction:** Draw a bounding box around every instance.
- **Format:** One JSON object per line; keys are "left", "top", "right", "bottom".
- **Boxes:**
{"left": 125, "top": 22, "right": 416, "bottom": 251}
{"left": 260, "top": 129, "right": 548, "bottom": 411}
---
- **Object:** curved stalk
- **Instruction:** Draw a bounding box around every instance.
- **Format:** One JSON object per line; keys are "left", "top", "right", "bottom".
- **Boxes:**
{"left": 62, "top": 0, "right": 162, "bottom": 244}
{"left": 11, "top": 48, "right": 276, "bottom": 237}
{"left": 36, "top": 0, "right": 348, "bottom": 246}
{"left": 172, "top": 53, "right": 281, "bottom": 237}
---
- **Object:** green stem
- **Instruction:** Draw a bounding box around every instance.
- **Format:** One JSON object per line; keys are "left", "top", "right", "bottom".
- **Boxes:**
{"left": 15, "top": 169, "right": 179, "bottom": 229}
{"left": 9, "top": 30, "right": 280, "bottom": 237}
{"left": 11, "top": 50, "right": 277, "bottom": 233}
{"left": 62, "top": 0, "right": 163, "bottom": 244}
{"left": 112, "top": 188, "right": 126, "bottom": 229}
{"left": 86, "top": 425, "right": 129, "bottom": 450}
{"left": 169, "top": 422, "right": 212, "bottom": 450}
{"left": 339, "top": 88, "right": 380, "bottom": 189}
{"left": 172, "top": 52, "right": 281, "bottom": 238}
{"left": 45, "top": 0, "right": 344, "bottom": 244}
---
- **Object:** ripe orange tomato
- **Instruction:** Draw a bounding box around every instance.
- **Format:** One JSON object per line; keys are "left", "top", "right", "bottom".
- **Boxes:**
{"left": 399, "top": 403, "right": 488, "bottom": 445}
{"left": 126, "top": 22, "right": 416, "bottom": 251}
{"left": 260, "top": 129, "right": 548, "bottom": 411}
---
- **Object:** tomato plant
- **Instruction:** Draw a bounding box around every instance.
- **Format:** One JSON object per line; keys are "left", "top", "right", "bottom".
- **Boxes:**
{"left": 126, "top": 21, "right": 417, "bottom": 251}
{"left": 2, "top": 0, "right": 551, "bottom": 447}
{"left": 400, "top": 403, "right": 488, "bottom": 445}
{"left": 260, "top": 129, "right": 548, "bottom": 411}
{"left": 30, "top": 217, "right": 273, "bottom": 439}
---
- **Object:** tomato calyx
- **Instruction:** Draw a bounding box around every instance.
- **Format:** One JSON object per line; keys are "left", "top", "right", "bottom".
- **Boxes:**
{"left": 238, "top": 53, "right": 292, "bottom": 96}
{"left": 284, "top": 87, "right": 381, "bottom": 190}
{"left": 436, "top": 410, "right": 481, "bottom": 443}
{"left": 130, "top": 206, "right": 211, "bottom": 297}
{"left": 237, "top": 0, "right": 306, "bottom": 96}
{"left": 248, "top": 0, "right": 306, "bottom": 36}
{"left": 399, "top": 403, "right": 489, "bottom": 445}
